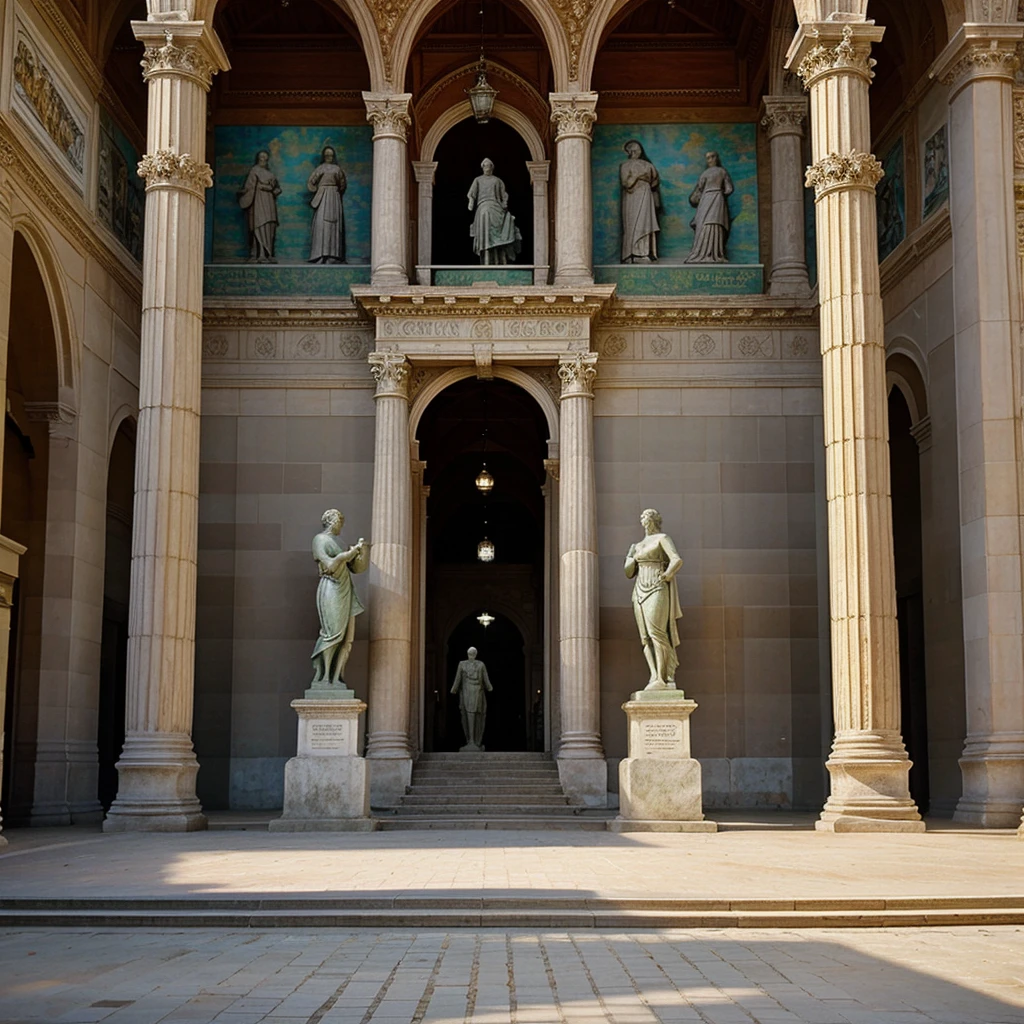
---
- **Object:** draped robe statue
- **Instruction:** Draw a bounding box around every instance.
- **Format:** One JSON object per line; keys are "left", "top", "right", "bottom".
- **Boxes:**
{"left": 451, "top": 647, "right": 493, "bottom": 751}
{"left": 685, "top": 151, "right": 734, "bottom": 264}
{"left": 238, "top": 150, "right": 282, "bottom": 263}
{"left": 308, "top": 146, "right": 347, "bottom": 264}
{"left": 620, "top": 140, "right": 660, "bottom": 263}
{"left": 467, "top": 158, "right": 522, "bottom": 265}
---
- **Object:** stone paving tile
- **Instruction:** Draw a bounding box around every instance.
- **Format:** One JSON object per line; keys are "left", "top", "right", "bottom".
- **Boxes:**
{"left": 0, "top": 927, "right": 1023, "bottom": 1023}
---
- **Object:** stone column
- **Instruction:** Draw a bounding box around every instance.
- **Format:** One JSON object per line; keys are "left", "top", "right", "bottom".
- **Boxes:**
{"left": 104, "top": 19, "right": 226, "bottom": 833}
{"left": 550, "top": 94, "right": 597, "bottom": 287}
{"left": 364, "top": 93, "right": 412, "bottom": 287}
{"left": 528, "top": 160, "right": 550, "bottom": 285}
{"left": 556, "top": 353, "right": 605, "bottom": 806}
{"left": 761, "top": 96, "right": 811, "bottom": 298}
{"left": 932, "top": 21, "right": 1024, "bottom": 828}
{"left": 412, "top": 161, "right": 437, "bottom": 285}
{"left": 788, "top": 20, "right": 923, "bottom": 831}
{"left": 365, "top": 352, "right": 414, "bottom": 807}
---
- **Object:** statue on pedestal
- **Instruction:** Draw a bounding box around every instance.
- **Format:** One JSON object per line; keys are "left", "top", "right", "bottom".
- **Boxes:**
{"left": 451, "top": 647, "right": 493, "bottom": 751}
{"left": 238, "top": 150, "right": 282, "bottom": 263}
{"left": 308, "top": 146, "right": 347, "bottom": 264}
{"left": 619, "top": 140, "right": 660, "bottom": 263}
{"left": 684, "top": 151, "right": 734, "bottom": 264}
{"left": 625, "top": 508, "right": 683, "bottom": 690}
{"left": 310, "top": 509, "right": 368, "bottom": 692}
{"left": 467, "top": 158, "right": 522, "bottom": 265}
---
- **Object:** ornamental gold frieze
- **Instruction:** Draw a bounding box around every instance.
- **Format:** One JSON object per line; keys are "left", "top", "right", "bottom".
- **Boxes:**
{"left": 377, "top": 317, "right": 588, "bottom": 343}
{"left": 598, "top": 303, "right": 818, "bottom": 330}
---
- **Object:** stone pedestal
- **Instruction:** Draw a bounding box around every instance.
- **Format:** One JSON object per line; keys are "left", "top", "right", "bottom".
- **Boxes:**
{"left": 269, "top": 699, "right": 376, "bottom": 832}
{"left": 609, "top": 690, "right": 716, "bottom": 833}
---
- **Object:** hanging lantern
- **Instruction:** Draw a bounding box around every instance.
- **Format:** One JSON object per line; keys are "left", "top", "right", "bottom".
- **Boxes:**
{"left": 477, "top": 611, "right": 495, "bottom": 628}
{"left": 466, "top": 69, "right": 499, "bottom": 123}
{"left": 475, "top": 463, "right": 495, "bottom": 494}
{"left": 477, "top": 537, "right": 495, "bottom": 562}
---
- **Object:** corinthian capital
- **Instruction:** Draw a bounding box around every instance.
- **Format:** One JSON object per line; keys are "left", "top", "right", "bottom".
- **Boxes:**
{"left": 138, "top": 150, "right": 213, "bottom": 197}
{"left": 932, "top": 23, "right": 1023, "bottom": 96}
{"left": 131, "top": 21, "right": 227, "bottom": 91}
{"left": 760, "top": 97, "right": 808, "bottom": 140}
{"left": 369, "top": 352, "right": 410, "bottom": 399}
{"left": 550, "top": 93, "right": 598, "bottom": 142}
{"left": 363, "top": 93, "right": 412, "bottom": 142}
{"left": 558, "top": 353, "right": 598, "bottom": 398}
{"left": 796, "top": 26, "right": 876, "bottom": 88}
{"left": 805, "top": 150, "right": 883, "bottom": 199}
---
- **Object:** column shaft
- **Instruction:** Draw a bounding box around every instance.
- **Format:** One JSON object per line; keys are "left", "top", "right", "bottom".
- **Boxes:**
{"left": 364, "top": 94, "right": 411, "bottom": 287}
{"left": 933, "top": 25, "right": 1024, "bottom": 827}
{"left": 761, "top": 97, "right": 811, "bottom": 297}
{"left": 528, "top": 161, "right": 550, "bottom": 285}
{"left": 789, "top": 22, "right": 923, "bottom": 831}
{"left": 105, "top": 20, "right": 225, "bottom": 832}
{"left": 550, "top": 94, "right": 597, "bottom": 287}
{"left": 412, "top": 161, "right": 436, "bottom": 285}
{"left": 556, "top": 354, "right": 605, "bottom": 807}
{"left": 366, "top": 353, "right": 413, "bottom": 806}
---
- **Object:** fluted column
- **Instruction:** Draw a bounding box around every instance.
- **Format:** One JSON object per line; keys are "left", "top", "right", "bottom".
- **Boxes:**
{"left": 412, "top": 161, "right": 437, "bottom": 285}
{"left": 932, "top": 21, "right": 1024, "bottom": 828}
{"left": 365, "top": 352, "right": 414, "bottom": 807}
{"left": 788, "top": 20, "right": 923, "bottom": 831}
{"left": 550, "top": 94, "right": 597, "bottom": 286}
{"left": 528, "top": 160, "right": 550, "bottom": 285}
{"left": 761, "top": 96, "right": 811, "bottom": 298}
{"left": 556, "top": 353, "right": 605, "bottom": 807}
{"left": 364, "top": 93, "right": 412, "bottom": 287}
{"left": 104, "top": 19, "right": 226, "bottom": 833}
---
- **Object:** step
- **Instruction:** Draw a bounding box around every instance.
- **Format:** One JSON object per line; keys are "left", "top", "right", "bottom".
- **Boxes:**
{"left": 416, "top": 752, "right": 552, "bottom": 761}
{"left": 410, "top": 770, "right": 561, "bottom": 781}
{"left": 405, "top": 785, "right": 566, "bottom": 796}
{"left": 392, "top": 805, "right": 586, "bottom": 816}
{"left": 400, "top": 794, "right": 571, "bottom": 807}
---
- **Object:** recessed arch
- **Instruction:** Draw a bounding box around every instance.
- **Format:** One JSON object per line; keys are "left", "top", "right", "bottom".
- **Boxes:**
{"left": 410, "top": 366, "right": 559, "bottom": 444}
{"left": 575, "top": 0, "right": 631, "bottom": 92}
{"left": 107, "top": 405, "right": 139, "bottom": 460}
{"left": 421, "top": 99, "right": 547, "bottom": 164}
{"left": 886, "top": 345, "right": 928, "bottom": 426}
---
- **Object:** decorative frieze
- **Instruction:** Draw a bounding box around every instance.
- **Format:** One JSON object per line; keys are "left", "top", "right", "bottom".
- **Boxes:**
{"left": 558, "top": 352, "right": 598, "bottom": 398}
{"left": 138, "top": 150, "right": 213, "bottom": 197}
{"left": 550, "top": 94, "right": 598, "bottom": 141}
{"left": 140, "top": 35, "right": 217, "bottom": 89}
{"left": 364, "top": 94, "right": 412, "bottom": 142}
{"left": 369, "top": 352, "right": 410, "bottom": 398}
{"left": 796, "top": 26, "right": 876, "bottom": 89}
{"left": 805, "top": 151, "right": 884, "bottom": 199}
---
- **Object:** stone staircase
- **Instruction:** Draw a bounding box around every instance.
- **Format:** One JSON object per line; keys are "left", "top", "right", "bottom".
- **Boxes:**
{"left": 377, "top": 751, "right": 611, "bottom": 830}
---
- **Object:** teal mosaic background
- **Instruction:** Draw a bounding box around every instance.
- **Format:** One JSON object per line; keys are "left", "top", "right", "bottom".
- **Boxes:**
{"left": 97, "top": 108, "right": 144, "bottom": 261}
{"left": 433, "top": 268, "right": 534, "bottom": 286}
{"left": 591, "top": 122, "right": 760, "bottom": 268}
{"left": 210, "top": 125, "right": 373, "bottom": 265}
{"left": 877, "top": 135, "right": 906, "bottom": 262}
{"left": 204, "top": 265, "right": 371, "bottom": 297}
{"left": 594, "top": 264, "right": 763, "bottom": 295}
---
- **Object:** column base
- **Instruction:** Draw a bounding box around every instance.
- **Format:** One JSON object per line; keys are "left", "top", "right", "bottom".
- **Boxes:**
{"left": 768, "top": 274, "right": 812, "bottom": 299}
{"left": 557, "top": 755, "right": 607, "bottom": 807}
{"left": 816, "top": 731, "right": 925, "bottom": 832}
{"left": 102, "top": 733, "right": 206, "bottom": 833}
{"left": 954, "top": 736, "right": 1024, "bottom": 828}
{"left": 370, "top": 269, "right": 409, "bottom": 288}
{"left": 367, "top": 755, "right": 413, "bottom": 808}
{"left": 553, "top": 272, "right": 594, "bottom": 287}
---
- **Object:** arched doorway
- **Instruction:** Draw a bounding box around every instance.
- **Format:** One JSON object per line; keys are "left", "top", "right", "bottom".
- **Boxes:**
{"left": 416, "top": 377, "right": 549, "bottom": 754}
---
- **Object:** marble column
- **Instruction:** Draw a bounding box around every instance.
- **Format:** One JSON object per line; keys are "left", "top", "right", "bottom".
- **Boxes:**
{"left": 528, "top": 160, "right": 550, "bottom": 285}
{"left": 761, "top": 96, "right": 811, "bottom": 298}
{"left": 365, "top": 352, "right": 414, "bottom": 807}
{"left": 550, "top": 94, "right": 597, "bottom": 287}
{"left": 788, "top": 20, "right": 924, "bottom": 831}
{"left": 104, "top": 19, "right": 226, "bottom": 832}
{"left": 412, "top": 161, "right": 437, "bottom": 285}
{"left": 364, "top": 93, "right": 412, "bottom": 288}
{"left": 931, "top": 22, "right": 1024, "bottom": 828}
{"left": 556, "top": 353, "right": 606, "bottom": 807}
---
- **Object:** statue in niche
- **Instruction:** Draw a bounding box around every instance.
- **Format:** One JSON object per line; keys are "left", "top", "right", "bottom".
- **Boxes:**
{"left": 451, "top": 647, "right": 493, "bottom": 751}
{"left": 625, "top": 508, "right": 683, "bottom": 690}
{"left": 238, "top": 150, "right": 282, "bottom": 263}
{"left": 310, "top": 509, "right": 369, "bottom": 692}
{"left": 468, "top": 158, "right": 522, "bottom": 265}
{"left": 308, "top": 146, "right": 347, "bottom": 264}
{"left": 620, "top": 140, "right": 660, "bottom": 263}
{"left": 684, "top": 151, "right": 734, "bottom": 264}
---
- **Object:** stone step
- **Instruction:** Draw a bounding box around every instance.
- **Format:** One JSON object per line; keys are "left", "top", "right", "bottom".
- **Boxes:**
{"left": 416, "top": 752, "right": 552, "bottom": 761}
{"left": 401, "top": 793, "right": 571, "bottom": 806}
{"left": 379, "top": 816, "right": 612, "bottom": 831}
{"left": 391, "top": 804, "right": 584, "bottom": 816}
{"left": 405, "top": 784, "right": 566, "bottom": 796}
{"left": 411, "top": 768, "right": 560, "bottom": 778}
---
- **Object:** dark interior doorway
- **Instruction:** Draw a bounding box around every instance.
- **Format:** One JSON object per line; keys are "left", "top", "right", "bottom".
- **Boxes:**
{"left": 432, "top": 118, "right": 533, "bottom": 266}
{"left": 889, "top": 385, "right": 930, "bottom": 813}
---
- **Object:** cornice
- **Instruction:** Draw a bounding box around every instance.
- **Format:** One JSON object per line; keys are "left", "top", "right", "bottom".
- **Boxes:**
{"left": 203, "top": 301, "right": 367, "bottom": 330}
{"left": 879, "top": 207, "right": 952, "bottom": 296}
{"left": 598, "top": 298, "right": 819, "bottom": 329}
{"left": 350, "top": 285, "right": 615, "bottom": 321}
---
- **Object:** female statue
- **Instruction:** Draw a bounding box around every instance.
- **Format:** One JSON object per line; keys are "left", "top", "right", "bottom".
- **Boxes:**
{"left": 684, "top": 151, "right": 734, "bottom": 264}
{"left": 467, "top": 158, "right": 522, "bottom": 265}
{"left": 310, "top": 509, "right": 369, "bottom": 690}
{"left": 308, "top": 146, "right": 347, "bottom": 264}
{"left": 619, "top": 140, "right": 660, "bottom": 263}
{"left": 238, "top": 150, "right": 282, "bottom": 263}
{"left": 625, "top": 508, "right": 683, "bottom": 690}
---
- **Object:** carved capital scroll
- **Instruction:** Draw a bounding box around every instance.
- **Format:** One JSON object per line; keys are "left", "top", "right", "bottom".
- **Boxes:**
{"left": 140, "top": 33, "right": 217, "bottom": 88}
{"left": 364, "top": 93, "right": 412, "bottom": 142}
{"left": 805, "top": 150, "right": 884, "bottom": 200}
{"left": 550, "top": 93, "right": 598, "bottom": 142}
{"left": 939, "top": 43, "right": 1019, "bottom": 90}
{"left": 797, "top": 26, "right": 876, "bottom": 89}
{"left": 760, "top": 97, "right": 808, "bottom": 140}
{"left": 369, "top": 352, "right": 410, "bottom": 399}
{"left": 557, "top": 352, "right": 598, "bottom": 398}
{"left": 138, "top": 150, "right": 213, "bottom": 197}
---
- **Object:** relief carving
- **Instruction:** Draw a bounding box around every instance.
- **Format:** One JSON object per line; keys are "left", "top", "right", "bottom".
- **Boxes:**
{"left": 369, "top": 352, "right": 410, "bottom": 398}
{"left": 558, "top": 352, "right": 598, "bottom": 397}
{"left": 805, "top": 151, "right": 884, "bottom": 199}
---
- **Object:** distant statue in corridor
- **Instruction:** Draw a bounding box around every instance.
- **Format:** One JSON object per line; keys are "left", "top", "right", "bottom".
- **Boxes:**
{"left": 625, "top": 508, "right": 683, "bottom": 690}
{"left": 310, "top": 509, "right": 369, "bottom": 693}
{"left": 619, "top": 140, "right": 660, "bottom": 263}
{"left": 451, "top": 647, "right": 493, "bottom": 751}
{"left": 467, "top": 158, "right": 522, "bottom": 265}
{"left": 308, "top": 146, "right": 347, "bottom": 263}
{"left": 685, "top": 151, "right": 734, "bottom": 264}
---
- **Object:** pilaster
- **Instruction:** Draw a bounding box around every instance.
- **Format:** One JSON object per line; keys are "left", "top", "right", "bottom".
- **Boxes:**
{"left": 412, "top": 161, "right": 437, "bottom": 285}
{"left": 550, "top": 93, "right": 597, "bottom": 287}
{"left": 528, "top": 160, "right": 551, "bottom": 285}
{"left": 788, "top": 20, "right": 924, "bottom": 831}
{"left": 364, "top": 93, "right": 412, "bottom": 287}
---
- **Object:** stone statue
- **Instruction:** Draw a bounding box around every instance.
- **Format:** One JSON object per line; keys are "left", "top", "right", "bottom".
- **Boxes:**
{"left": 625, "top": 508, "right": 683, "bottom": 690}
{"left": 620, "top": 140, "right": 660, "bottom": 263}
{"left": 310, "top": 509, "right": 368, "bottom": 692}
{"left": 467, "top": 158, "right": 522, "bottom": 265}
{"left": 450, "top": 646, "right": 493, "bottom": 751}
{"left": 308, "top": 146, "right": 346, "bottom": 264}
{"left": 238, "top": 150, "right": 282, "bottom": 263}
{"left": 684, "top": 151, "right": 734, "bottom": 264}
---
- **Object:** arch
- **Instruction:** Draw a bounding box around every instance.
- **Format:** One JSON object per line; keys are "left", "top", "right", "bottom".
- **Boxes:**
{"left": 11, "top": 217, "right": 78, "bottom": 397}
{"left": 410, "top": 365, "right": 559, "bottom": 444}
{"left": 576, "top": 0, "right": 631, "bottom": 92}
{"left": 421, "top": 99, "right": 547, "bottom": 164}
{"left": 885, "top": 343, "right": 929, "bottom": 426}
{"left": 107, "top": 405, "right": 139, "bottom": 460}
{"left": 767, "top": 0, "right": 800, "bottom": 96}
{"left": 389, "top": 0, "right": 572, "bottom": 94}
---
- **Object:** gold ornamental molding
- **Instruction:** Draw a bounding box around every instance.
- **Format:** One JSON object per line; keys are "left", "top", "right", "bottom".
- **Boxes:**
{"left": 351, "top": 286, "right": 614, "bottom": 321}
{"left": 805, "top": 151, "right": 884, "bottom": 200}
{"left": 202, "top": 303, "right": 366, "bottom": 329}
{"left": 138, "top": 150, "right": 214, "bottom": 197}
{"left": 599, "top": 301, "right": 818, "bottom": 330}
{"left": 796, "top": 26, "right": 877, "bottom": 89}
